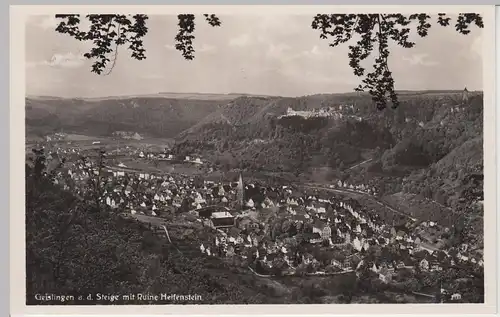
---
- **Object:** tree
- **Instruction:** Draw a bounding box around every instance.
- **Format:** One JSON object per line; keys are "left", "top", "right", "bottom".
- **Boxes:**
{"left": 179, "top": 197, "right": 191, "bottom": 213}
{"left": 78, "top": 149, "right": 108, "bottom": 210}
{"left": 53, "top": 13, "right": 483, "bottom": 109}
{"left": 281, "top": 219, "right": 292, "bottom": 234}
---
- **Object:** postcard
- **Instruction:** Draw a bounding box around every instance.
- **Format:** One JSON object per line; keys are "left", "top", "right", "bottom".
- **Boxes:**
{"left": 10, "top": 4, "right": 497, "bottom": 316}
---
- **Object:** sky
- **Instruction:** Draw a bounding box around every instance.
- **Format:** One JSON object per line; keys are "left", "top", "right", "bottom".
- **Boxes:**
{"left": 25, "top": 14, "right": 483, "bottom": 98}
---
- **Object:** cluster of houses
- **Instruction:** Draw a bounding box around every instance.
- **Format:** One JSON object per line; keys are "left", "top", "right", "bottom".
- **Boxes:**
{"left": 197, "top": 191, "right": 483, "bottom": 281}
{"left": 112, "top": 131, "right": 143, "bottom": 140}
{"left": 136, "top": 151, "right": 204, "bottom": 165}
{"left": 38, "top": 143, "right": 483, "bottom": 301}
{"left": 44, "top": 132, "right": 67, "bottom": 142}
{"left": 329, "top": 179, "right": 378, "bottom": 196}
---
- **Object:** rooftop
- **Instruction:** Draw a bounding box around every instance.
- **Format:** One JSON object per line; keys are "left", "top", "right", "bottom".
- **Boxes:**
{"left": 212, "top": 211, "right": 234, "bottom": 219}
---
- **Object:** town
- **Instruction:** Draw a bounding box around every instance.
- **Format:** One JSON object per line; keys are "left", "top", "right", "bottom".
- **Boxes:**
{"left": 28, "top": 139, "right": 485, "bottom": 303}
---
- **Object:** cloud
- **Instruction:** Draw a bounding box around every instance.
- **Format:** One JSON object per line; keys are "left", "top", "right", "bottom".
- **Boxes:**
{"left": 47, "top": 52, "right": 86, "bottom": 68}
{"left": 141, "top": 74, "right": 165, "bottom": 80}
{"left": 304, "top": 45, "right": 323, "bottom": 56}
{"left": 402, "top": 53, "right": 439, "bottom": 67}
{"left": 296, "top": 45, "right": 338, "bottom": 60}
{"left": 26, "top": 52, "right": 86, "bottom": 69}
{"left": 270, "top": 44, "right": 335, "bottom": 63}
{"left": 266, "top": 43, "right": 291, "bottom": 59}
{"left": 228, "top": 33, "right": 252, "bottom": 47}
{"left": 197, "top": 44, "right": 217, "bottom": 53}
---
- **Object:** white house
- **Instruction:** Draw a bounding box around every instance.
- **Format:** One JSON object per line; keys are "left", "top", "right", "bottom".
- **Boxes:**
{"left": 352, "top": 237, "right": 362, "bottom": 252}
{"left": 420, "top": 259, "right": 429, "bottom": 271}
{"left": 451, "top": 293, "right": 462, "bottom": 301}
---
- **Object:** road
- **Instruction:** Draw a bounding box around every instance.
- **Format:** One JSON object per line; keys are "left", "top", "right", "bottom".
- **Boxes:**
{"left": 247, "top": 266, "right": 354, "bottom": 278}
{"left": 104, "top": 164, "right": 164, "bottom": 174}
{"left": 347, "top": 158, "right": 373, "bottom": 170}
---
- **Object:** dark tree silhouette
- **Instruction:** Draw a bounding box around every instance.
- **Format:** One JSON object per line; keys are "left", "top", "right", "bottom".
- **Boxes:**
{"left": 54, "top": 13, "right": 482, "bottom": 109}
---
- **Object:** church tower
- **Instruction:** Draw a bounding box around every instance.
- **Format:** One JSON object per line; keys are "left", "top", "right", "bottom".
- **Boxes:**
{"left": 237, "top": 173, "right": 244, "bottom": 209}
{"left": 462, "top": 87, "right": 469, "bottom": 104}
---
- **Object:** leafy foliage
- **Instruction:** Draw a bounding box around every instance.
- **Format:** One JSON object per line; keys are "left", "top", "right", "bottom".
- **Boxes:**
{"left": 311, "top": 13, "right": 483, "bottom": 109}
{"left": 53, "top": 13, "right": 482, "bottom": 109}
{"left": 175, "top": 14, "right": 222, "bottom": 60}
{"left": 55, "top": 14, "right": 149, "bottom": 75}
{"left": 54, "top": 14, "right": 221, "bottom": 74}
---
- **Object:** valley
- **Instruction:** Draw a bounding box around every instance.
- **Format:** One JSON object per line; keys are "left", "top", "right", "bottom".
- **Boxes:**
{"left": 25, "top": 90, "right": 484, "bottom": 304}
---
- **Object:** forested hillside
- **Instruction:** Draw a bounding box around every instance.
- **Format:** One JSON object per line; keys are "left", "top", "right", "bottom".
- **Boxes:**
{"left": 174, "top": 91, "right": 484, "bottom": 233}
{"left": 25, "top": 95, "right": 222, "bottom": 138}
{"left": 176, "top": 91, "right": 482, "bottom": 179}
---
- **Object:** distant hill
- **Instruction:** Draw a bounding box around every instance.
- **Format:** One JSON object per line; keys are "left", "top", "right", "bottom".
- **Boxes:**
{"left": 26, "top": 92, "right": 275, "bottom": 101}
{"left": 25, "top": 95, "right": 223, "bottom": 138}
{"left": 175, "top": 91, "right": 482, "bottom": 173}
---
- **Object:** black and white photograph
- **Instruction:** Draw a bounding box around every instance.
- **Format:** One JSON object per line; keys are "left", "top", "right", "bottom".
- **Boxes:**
{"left": 18, "top": 6, "right": 494, "bottom": 310}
